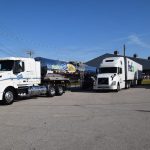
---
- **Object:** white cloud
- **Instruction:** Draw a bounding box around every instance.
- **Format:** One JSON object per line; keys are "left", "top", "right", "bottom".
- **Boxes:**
{"left": 127, "top": 35, "right": 150, "bottom": 49}
{"left": 114, "top": 34, "right": 150, "bottom": 49}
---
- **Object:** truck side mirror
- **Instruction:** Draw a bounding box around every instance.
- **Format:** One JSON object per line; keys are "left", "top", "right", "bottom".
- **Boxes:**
{"left": 96, "top": 68, "right": 99, "bottom": 74}
{"left": 118, "top": 68, "right": 122, "bottom": 74}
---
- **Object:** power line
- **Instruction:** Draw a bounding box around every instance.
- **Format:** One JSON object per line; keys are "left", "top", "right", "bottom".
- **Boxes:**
{"left": 0, "top": 48, "right": 15, "bottom": 56}
{"left": 0, "top": 42, "right": 18, "bottom": 56}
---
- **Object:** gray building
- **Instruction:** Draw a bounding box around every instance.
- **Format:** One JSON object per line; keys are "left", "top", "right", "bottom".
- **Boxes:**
{"left": 86, "top": 53, "right": 150, "bottom": 75}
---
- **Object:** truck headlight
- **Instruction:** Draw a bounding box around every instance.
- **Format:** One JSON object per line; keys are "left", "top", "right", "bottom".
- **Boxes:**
{"left": 111, "top": 81, "right": 116, "bottom": 86}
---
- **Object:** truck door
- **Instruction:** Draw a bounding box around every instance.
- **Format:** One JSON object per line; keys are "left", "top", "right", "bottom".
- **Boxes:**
{"left": 13, "top": 61, "right": 28, "bottom": 86}
{"left": 118, "top": 67, "right": 124, "bottom": 88}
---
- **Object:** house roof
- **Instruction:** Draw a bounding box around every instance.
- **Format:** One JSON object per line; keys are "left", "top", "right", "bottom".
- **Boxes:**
{"left": 85, "top": 53, "right": 150, "bottom": 70}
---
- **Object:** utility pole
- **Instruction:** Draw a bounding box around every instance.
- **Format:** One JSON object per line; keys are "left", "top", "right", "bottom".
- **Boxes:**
{"left": 123, "top": 44, "right": 127, "bottom": 88}
{"left": 26, "top": 50, "right": 34, "bottom": 58}
{"left": 123, "top": 44, "right": 126, "bottom": 57}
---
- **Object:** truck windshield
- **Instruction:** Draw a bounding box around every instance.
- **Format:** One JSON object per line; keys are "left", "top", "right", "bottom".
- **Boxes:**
{"left": 0, "top": 60, "right": 14, "bottom": 71}
{"left": 99, "top": 67, "right": 117, "bottom": 74}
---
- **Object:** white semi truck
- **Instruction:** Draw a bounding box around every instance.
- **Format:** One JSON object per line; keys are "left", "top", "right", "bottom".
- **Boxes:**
{"left": 0, "top": 57, "right": 70, "bottom": 104}
{"left": 93, "top": 57, "right": 143, "bottom": 91}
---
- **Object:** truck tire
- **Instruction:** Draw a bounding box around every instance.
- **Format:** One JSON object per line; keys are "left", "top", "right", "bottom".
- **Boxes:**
{"left": 126, "top": 82, "right": 129, "bottom": 89}
{"left": 116, "top": 83, "right": 120, "bottom": 92}
{"left": 55, "top": 86, "right": 64, "bottom": 96}
{"left": 126, "top": 82, "right": 131, "bottom": 89}
{"left": 138, "top": 80, "right": 142, "bottom": 85}
{"left": 128, "top": 82, "right": 131, "bottom": 88}
{"left": 47, "top": 86, "right": 56, "bottom": 97}
{"left": 3, "top": 88, "right": 15, "bottom": 105}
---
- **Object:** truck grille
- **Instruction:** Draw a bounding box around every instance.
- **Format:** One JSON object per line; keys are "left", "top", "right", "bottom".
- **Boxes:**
{"left": 98, "top": 78, "right": 109, "bottom": 85}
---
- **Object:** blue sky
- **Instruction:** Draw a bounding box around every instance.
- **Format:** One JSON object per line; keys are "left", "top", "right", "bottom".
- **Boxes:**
{"left": 0, "top": 0, "right": 150, "bottom": 62}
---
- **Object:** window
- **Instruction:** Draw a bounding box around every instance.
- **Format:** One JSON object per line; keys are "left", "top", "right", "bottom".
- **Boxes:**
{"left": 0, "top": 60, "right": 14, "bottom": 71}
{"left": 105, "top": 60, "right": 114, "bottom": 62}
{"left": 14, "top": 61, "right": 25, "bottom": 73}
{"left": 99, "top": 67, "right": 117, "bottom": 74}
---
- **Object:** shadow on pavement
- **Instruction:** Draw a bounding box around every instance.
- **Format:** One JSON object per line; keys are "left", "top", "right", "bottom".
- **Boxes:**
{"left": 14, "top": 96, "right": 38, "bottom": 102}
{"left": 68, "top": 87, "right": 115, "bottom": 93}
{"left": 69, "top": 85, "right": 150, "bottom": 93}
{"left": 132, "top": 85, "right": 150, "bottom": 89}
{"left": 0, "top": 96, "right": 38, "bottom": 106}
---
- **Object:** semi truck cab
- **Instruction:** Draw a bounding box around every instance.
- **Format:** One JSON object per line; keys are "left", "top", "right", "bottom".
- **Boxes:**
{"left": 93, "top": 57, "right": 125, "bottom": 91}
{"left": 0, "top": 57, "right": 41, "bottom": 104}
{"left": 0, "top": 57, "right": 69, "bottom": 105}
{"left": 93, "top": 57, "right": 143, "bottom": 91}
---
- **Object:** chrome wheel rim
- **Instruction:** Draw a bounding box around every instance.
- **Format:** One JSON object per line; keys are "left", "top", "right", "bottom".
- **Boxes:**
{"left": 50, "top": 88, "right": 55, "bottom": 95}
{"left": 59, "top": 87, "right": 63, "bottom": 93}
{"left": 5, "top": 91, "right": 14, "bottom": 103}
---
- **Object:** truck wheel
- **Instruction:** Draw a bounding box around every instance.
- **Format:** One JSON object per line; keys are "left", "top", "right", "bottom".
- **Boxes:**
{"left": 126, "top": 82, "right": 131, "bottom": 89}
{"left": 3, "top": 89, "right": 14, "bottom": 105}
{"left": 116, "top": 83, "right": 120, "bottom": 92}
{"left": 138, "top": 80, "right": 142, "bottom": 85}
{"left": 126, "top": 82, "right": 129, "bottom": 89}
{"left": 55, "top": 86, "right": 64, "bottom": 96}
{"left": 47, "top": 86, "right": 56, "bottom": 97}
{"left": 128, "top": 82, "right": 131, "bottom": 88}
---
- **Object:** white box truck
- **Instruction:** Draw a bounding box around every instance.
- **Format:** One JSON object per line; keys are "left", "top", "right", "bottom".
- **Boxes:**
{"left": 0, "top": 57, "right": 70, "bottom": 104}
{"left": 93, "top": 57, "right": 143, "bottom": 91}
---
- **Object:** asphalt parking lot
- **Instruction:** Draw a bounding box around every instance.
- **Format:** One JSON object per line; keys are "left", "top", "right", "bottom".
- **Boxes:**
{"left": 0, "top": 86, "right": 150, "bottom": 150}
